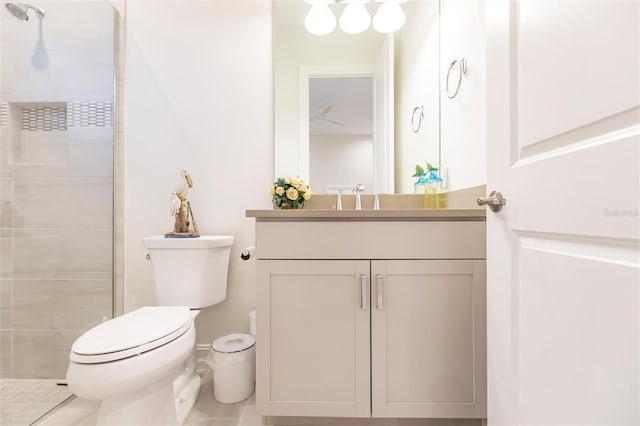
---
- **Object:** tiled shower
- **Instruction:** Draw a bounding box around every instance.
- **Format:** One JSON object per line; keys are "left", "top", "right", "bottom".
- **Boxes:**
{"left": 0, "top": 0, "right": 115, "bottom": 386}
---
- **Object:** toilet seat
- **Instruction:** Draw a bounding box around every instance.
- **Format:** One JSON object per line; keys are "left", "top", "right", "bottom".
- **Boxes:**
{"left": 70, "top": 306, "right": 192, "bottom": 364}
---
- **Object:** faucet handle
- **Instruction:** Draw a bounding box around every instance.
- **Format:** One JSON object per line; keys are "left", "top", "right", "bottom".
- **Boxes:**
{"left": 354, "top": 184, "right": 364, "bottom": 210}
{"left": 373, "top": 194, "right": 380, "bottom": 210}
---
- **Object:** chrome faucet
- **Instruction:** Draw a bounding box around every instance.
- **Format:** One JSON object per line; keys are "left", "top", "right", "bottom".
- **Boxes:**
{"left": 373, "top": 193, "right": 380, "bottom": 210}
{"left": 354, "top": 184, "right": 364, "bottom": 210}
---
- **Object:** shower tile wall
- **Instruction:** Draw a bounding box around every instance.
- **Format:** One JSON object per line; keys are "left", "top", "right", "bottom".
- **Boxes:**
{"left": 0, "top": 2, "right": 114, "bottom": 379}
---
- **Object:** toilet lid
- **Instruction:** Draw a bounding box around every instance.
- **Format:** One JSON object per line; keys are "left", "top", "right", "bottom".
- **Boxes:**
{"left": 70, "top": 306, "right": 192, "bottom": 364}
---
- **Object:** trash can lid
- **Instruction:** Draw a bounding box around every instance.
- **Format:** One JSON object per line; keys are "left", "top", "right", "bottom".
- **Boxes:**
{"left": 212, "top": 333, "right": 255, "bottom": 353}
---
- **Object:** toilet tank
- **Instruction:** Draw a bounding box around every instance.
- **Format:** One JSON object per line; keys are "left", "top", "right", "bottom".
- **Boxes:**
{"left": 143, "top": 235, "right": 234, "bottom": 308}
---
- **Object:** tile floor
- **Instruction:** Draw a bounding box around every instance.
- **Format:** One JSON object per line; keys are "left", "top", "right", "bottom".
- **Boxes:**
{"left": 2, "top": 376, "right": 485, "bottom": 426}
{"left": 0, "top": 379, "right": 73, "bottom": 426}
{"left": 31, "top": 371, "right": 262, "bottom": 426}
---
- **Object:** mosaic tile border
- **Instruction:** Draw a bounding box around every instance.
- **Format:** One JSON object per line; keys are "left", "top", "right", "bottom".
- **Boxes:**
{"left": 67, "top": 101, "right": 113, "bottom": 128}
{"left": 15, "top": 101, "right": 114, "bottom": 131}
{"left": 22, "top": 106, "right": 67, "bottom": 131}
{"left": 0, "top": 102, "right": 8, "bottom": 128}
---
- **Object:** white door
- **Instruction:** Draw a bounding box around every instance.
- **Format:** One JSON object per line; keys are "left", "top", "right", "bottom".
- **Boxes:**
{"left": 485, "top": 1, "right": 639, "bottom": 425}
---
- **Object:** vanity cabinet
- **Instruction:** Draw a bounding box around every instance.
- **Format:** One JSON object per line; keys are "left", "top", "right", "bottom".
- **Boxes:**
{"left": 251, "top": 215, "right": 487, "bottom": 420}
{"left": 370, "top": 259, "right": 486, "bottom": 418}
{"left": 256, "top": 260, "right": 371, "bottom": 418}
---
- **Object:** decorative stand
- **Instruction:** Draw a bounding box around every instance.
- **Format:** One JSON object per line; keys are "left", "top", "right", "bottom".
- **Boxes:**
{"left": 166, "top": 199, "right": 199, "bottom": 238}
{"left": 165, "top": 170, "right": 200, "bottom": 238}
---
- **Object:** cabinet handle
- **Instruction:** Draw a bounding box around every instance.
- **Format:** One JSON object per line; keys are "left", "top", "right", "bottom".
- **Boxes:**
{"left": 360, "top": 274, "right": 367, "bottom": 310}
{"left": 376, "top": 274, "right": 384, "bottom": 310}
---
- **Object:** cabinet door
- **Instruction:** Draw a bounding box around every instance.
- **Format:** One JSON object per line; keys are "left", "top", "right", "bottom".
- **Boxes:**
{"left": 256, "top": 260, "right": 371, "bottom": 418}
{"left": 371, "top": 260, "right": 486, "bottom": 418}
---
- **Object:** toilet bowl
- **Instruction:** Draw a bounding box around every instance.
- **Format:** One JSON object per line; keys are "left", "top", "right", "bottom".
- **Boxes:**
{"left": 67, "top": 306, "right": 196, "bottom": 425}
{"left": 66, "top": 235, "right": 234, "bottom": 426}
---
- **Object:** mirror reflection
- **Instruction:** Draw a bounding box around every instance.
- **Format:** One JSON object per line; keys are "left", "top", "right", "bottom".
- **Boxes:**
{"left": 274, "top": 0, "right": 440, "bottom": 194}
{"left": 309, "top": 76, "right": 374, "bottom": 194}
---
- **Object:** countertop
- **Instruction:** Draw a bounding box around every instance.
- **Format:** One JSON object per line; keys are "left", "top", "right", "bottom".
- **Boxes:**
{"left": 246, "top": 208, "right": 485, "bottom": 221}
{"left": 248, "top": 185, "right": 487, "bottom": 221}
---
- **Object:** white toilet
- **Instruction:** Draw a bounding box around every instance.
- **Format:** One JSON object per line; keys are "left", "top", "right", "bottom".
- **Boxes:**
{"left": 66, "top": 235, "right": 234, "bottom": 426}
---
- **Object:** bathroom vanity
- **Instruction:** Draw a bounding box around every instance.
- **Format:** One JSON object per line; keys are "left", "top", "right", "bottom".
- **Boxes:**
{"left": 247, "top": 208, "right": 486, "bottom": 422}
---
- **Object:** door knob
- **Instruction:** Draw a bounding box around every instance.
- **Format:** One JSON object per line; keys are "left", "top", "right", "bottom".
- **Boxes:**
{"left": 477, "top": 191, "right": 507, "bottom": 212}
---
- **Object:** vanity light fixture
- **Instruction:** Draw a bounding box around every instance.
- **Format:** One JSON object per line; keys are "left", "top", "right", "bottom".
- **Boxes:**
{"left": 339, "top": 0, "right": 371, "bottom": 34}
{"left": 304, "top": 0, "right": 406, "bottom": 35}
{"left": 372, "top": 0, "right": 406, "bottom": 33}
{"left": 304, "top": 0, "right": 337, "bottom": 36}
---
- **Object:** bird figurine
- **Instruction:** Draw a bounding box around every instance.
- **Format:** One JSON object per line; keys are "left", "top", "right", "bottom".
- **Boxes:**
{"left": 174, "top": 169, "right": 193, "bottom": 199}
{"left": 166, "top": 169, "right": 200, "bottom": 238}
{"left": 169, "top": 192, "right": 181, "bottom": 217}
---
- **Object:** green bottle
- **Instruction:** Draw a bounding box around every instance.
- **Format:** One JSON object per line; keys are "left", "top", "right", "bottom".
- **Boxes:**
{"left": 411, "top": 164, "right": 427, "bottom": 194}
{"left": 414, "top": 174, "right": 427, "bottom": 194}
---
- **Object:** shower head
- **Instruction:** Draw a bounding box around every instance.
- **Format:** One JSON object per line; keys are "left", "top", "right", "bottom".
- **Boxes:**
{"left": 5, "top": 3, "right": 45, "bottom": 21}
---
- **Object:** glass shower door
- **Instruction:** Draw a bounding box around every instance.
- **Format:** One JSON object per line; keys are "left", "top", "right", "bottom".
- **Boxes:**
{"left": 0, "top": 1, "right": 115, "bottom": 423}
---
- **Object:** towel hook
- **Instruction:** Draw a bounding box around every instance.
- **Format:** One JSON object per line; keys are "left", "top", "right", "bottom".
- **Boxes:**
{"left": 411, "top": 105, "right": 424, "bottom": 133}
{"left": 446, "top": 58, "right": 467, "bottom": 99}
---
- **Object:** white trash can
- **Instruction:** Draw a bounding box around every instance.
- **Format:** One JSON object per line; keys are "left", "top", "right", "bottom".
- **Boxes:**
{"left": 207, "top": 333, "right": 256, "bottom": 403}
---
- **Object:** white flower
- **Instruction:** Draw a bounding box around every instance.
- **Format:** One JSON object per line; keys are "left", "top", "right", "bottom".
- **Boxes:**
{"left": 286, "top": 187, "right": 299, "bottom": 201}
{"left": 271, "top": 177, "right": 312, "bottom": 205}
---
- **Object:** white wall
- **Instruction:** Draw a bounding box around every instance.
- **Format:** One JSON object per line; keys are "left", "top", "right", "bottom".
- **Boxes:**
{"left": 310, "top": 135, "right": 374, "bottom": 193}
{"left": 394, "top": 0, "right": 440, "bottom": 194}
{"left": 439, "top": 0, "right": 486, "bottom": 191}
{"left": 123, "top": 1, "right": 273, "bottom": 345}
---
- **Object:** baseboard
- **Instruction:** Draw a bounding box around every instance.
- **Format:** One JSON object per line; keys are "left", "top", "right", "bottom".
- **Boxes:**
{"left": 265, "top": 417, "right": 485, "bottom": 426}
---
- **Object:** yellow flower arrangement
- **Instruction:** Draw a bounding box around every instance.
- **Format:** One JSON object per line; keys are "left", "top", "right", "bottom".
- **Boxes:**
{"left": 270, "top": 177, "right": 312, "bottom": 209}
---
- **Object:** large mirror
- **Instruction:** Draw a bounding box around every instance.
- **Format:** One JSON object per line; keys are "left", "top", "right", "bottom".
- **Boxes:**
{"left": 274, "top": 0, "right": 440, "bottom": 194}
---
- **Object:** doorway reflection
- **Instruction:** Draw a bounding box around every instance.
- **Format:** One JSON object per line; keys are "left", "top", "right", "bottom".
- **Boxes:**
{"left": 309, "top": 76, "right": 374, "bottom": 193}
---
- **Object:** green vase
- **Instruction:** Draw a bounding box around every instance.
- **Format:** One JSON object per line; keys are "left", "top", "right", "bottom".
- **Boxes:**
{"left": 273, "top": 199, "right": 304, "bottom": 209}
{"left": 413, "top": 174, "right": 427, "bottom": 194}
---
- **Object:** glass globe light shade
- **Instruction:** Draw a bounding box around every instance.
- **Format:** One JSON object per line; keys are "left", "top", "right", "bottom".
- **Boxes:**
{"left": 372, "top": 2, "right": 406, "bottom": 33}
{"left": 339, "top": 2, "right": 371, "bottom": 34}
{"left": 305, "top": 3, "right": 336, "bottom": 36}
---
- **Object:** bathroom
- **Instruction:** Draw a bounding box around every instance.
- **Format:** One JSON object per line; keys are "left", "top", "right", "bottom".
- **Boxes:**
{"left": 1, "top": 0, "right": 638, "bottom": 425}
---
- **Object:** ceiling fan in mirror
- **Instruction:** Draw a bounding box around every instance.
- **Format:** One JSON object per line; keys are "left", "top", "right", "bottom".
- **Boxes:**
{"left": 310, "top": 105, "right": 345, "bottom": 126}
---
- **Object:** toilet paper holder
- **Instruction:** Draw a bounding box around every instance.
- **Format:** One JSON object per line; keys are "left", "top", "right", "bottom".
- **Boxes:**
{"left": 240, "top": 245, "right": 255, "bottom": 261}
